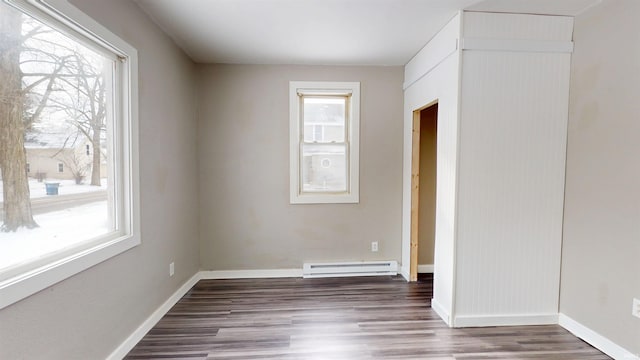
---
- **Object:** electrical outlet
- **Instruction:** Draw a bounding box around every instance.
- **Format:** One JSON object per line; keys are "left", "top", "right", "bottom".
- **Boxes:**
{"left": 632, "top": 298, "right": 640, "bottom": 319}
{"left": 169, "top": 262, "right": 175, "bottom": 277}
{"left": 371, "top": 241, "right": 379, "bottom": 252}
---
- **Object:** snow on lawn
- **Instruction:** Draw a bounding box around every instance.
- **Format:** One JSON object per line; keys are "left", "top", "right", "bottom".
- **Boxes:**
{"left": 0, "top": 178, "right": 107, "bottom": 202}
{"left": 0, "top": 201, "right": 110, "bottom": 273}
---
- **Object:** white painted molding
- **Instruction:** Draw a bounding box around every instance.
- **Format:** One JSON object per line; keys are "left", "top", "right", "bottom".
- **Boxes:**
{"left": 461, "top": 38, "right": 574, "bottom": 53}
{"left": 107, "top": 272, "right": 202, "bottom": 360}
{"left": 559, "top": 313, "right": 639, "bottom": 360}
{"left": 0, "top": 236, "right": 139, "bottom": 310}
{"left": 0, "top": 0, "right": 140, "bottom": 312}
{"left": 418, "top": 264, "right": 434, "bottom": 273}
{"left": 201, "top": 268, "right": 303, "bottom": 279}
{"left": 289, "top": 81, "right": 360, "bottom": 204}
{"left": 399, "top": 265, "right": 410, "bottom": 281}
{"left": 403, "top": 12, "right": 460, "bottom": 90}
{"left": 403, "top": 44, "right": 457, "bottom": 90}
{"left": 431, "top": 298, "right": 452, "bottom": 326}
{"left": 454, "top": 313, "right": 558, "bottom": 328}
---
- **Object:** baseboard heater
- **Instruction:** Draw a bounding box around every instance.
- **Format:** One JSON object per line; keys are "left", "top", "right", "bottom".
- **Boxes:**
{"left": 303, "top": 261, "right": 398, "bottom": 278}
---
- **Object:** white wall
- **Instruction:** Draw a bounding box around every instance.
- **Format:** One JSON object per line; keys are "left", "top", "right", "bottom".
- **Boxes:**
{"left": 0, "top": 0, "right": 200, "bottom": 358}
{"left": 561, "top": 0, "right": 640, "bottom": 356}
{"left": 403, "top": 11, "right": 575, "bottom": 328}
{"left": 197, "top": 64, "right": 404, "bottom": 271}
{"left": 403, "top": 13, "right": 461, "bottom": 325}
{"left": 453, "top": 12, "right": 573, "bottom": 326}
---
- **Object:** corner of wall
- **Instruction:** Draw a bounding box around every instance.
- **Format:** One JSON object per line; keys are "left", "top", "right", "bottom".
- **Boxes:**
{"left": 559, "top": 314, "right": 640, "bottom": 360}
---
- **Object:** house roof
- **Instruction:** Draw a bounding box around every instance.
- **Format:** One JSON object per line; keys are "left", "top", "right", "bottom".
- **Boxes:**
{"left": 25, "top": 130, "right": 82, "bottom": 149}
{"left": 25, "top": 122, "right": 104, "bottom": 150}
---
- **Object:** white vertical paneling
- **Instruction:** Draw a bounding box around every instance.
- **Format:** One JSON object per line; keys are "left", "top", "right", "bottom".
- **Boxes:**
{"left": 463, "top": 12, "right": 574, "bottom": 41}
{"left": 404, "top": 11, "right": 573, "bottom": 327}
{"left": 403, "top": 13, "right": 461, "bottom": 324}
{"left": 453, "top": 12, "right": 572, "bottom": 325}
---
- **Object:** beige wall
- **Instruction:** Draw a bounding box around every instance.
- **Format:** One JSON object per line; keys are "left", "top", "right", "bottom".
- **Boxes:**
{"left": 418, "top": 105, "right": 437, "bottom": 266}
{"left": 197, "top": 64, "right": 403, "bottom": 270}
{"left": 0, "top": 0, "right": 200, "bottom": 358}
{"left": 561, "top": 0, "right": 640, "bottom": 354}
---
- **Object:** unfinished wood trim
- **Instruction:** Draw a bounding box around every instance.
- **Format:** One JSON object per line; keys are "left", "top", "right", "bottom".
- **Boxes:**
{"left": 410, "top": 110, "right": 421, "bottom": 282}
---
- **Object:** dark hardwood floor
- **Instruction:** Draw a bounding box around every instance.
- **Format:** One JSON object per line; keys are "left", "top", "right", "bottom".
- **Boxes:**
{"left": 125, "top": 274, "right": 609, "bottom": 359}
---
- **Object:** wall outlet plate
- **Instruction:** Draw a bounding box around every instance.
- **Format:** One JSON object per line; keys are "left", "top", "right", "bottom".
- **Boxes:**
{"left": 169, "top": 262, "right": 175, "bottom": 277}
{"left": 371, "top": 241, "right": 379, "bottom": 252}
{"left": 633, "top": 298, "right": 640, "bottom": 318}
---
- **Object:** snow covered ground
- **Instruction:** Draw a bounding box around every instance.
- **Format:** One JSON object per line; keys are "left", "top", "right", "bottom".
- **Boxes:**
{"left": 0, "top": 178, "right": 107, "bottom": 202}
{"left": 0, "top": 178, "right": 110, "bottom": 274}
{"left": 0, "top": 201, "right": 110, "bottom": 274}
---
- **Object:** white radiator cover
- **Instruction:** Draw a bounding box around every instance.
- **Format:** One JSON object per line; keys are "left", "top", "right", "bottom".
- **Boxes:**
{"left": 302, "top": 261, "right": 398, "bottom": 278}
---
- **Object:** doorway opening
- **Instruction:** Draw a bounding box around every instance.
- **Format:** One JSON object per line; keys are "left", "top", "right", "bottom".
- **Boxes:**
{"left": 410, "top": 102, "right": 438, "bottom": 281}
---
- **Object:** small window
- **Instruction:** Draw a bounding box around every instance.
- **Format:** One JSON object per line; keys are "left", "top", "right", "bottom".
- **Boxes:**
{"left": 289, "top": 81, "right": 360, "bottom": 204}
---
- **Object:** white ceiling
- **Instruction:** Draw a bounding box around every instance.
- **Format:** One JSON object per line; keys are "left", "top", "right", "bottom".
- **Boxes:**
{"left": 134, "top": 0, "right": 601, "bottom": 66}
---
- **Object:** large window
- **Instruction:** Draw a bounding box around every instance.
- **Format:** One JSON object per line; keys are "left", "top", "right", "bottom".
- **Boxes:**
{"left": 289, "top": 81, "right": 360, "bottom": 204}
{"left": 0, "top": 0, "right": 138, "bottom": 309}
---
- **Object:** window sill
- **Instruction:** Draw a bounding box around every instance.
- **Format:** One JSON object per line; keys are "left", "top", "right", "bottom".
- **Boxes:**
{"left": 290, "top": 193, "right": 359, "bottom": 204}
{"left": 0, "top": 233, "right": 139, "bottom": 310}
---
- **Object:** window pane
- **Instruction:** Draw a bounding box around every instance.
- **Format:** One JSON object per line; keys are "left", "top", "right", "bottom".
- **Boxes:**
{"left": 0, "top": 2, "right": 114, "bottom": 276}
{"left": 301, "top": 143, "right": 347, "bottom": 192}
{"left": 303, "top": 97, "right": 346, "bottom": 143}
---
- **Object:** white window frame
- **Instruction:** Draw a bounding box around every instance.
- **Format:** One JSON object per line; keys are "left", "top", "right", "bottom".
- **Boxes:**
{"left": 0, "top": 0, "right": 139, "bottom": 310}
{"left": 289, "top": 81, "right": 360, "bottom": 204}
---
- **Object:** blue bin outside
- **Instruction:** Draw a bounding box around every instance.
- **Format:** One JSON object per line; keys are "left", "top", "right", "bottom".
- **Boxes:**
{"left": 45, "top": 183, "right": 60, "bottom": 195}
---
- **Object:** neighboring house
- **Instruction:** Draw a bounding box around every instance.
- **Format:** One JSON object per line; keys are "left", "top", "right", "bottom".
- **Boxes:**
{"left": 24, "top": 131, "right": 106, "bottom": 183}
{"left": 301, "top": 99, "right": 349, "bottom": 192}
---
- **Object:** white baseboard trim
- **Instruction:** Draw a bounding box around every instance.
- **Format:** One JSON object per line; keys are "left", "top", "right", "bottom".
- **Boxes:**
{"left": 201, "top": 268, "right": 302, "bottom": 279}
{"left": 107, "top": 272, "right": 201, "bottom": 360}
{"left": 399, "top": 265, "right": 410, "bottom": 281}
{"left": 453, "top": 313, "right": 558, "bottom": 328}
{"left": 418, "top": 264, "right": 434, "bottom": 273}
{"left": 559, "top": 313, "right": 639, "bottom": 360}
{"left": 431, "top": 298, "right": 451, "bottom": 326}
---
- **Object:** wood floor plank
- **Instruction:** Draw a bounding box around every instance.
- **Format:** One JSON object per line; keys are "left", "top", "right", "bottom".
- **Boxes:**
{"left": 125, "top": 275, "right": 610, "bottom": 360}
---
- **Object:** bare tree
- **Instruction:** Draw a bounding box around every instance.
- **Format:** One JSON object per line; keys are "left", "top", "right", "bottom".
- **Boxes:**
{"left": 0, "top": 9, "right": 36, "bottom": 231}
{"left": 52, "top": 52, "right": 106, "bottom": 186}
{"left": 58, "top": 151, "right": 88, "bottom": 185}
{"left": 0, "top": 7, "right": 69, "bottom": 231}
